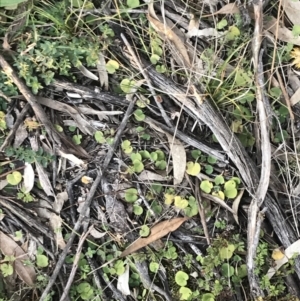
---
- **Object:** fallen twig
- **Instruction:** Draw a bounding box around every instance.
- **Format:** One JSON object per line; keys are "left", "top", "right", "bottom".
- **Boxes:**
{"left": 247, "top": 0, "right": 271, "bottom": 297}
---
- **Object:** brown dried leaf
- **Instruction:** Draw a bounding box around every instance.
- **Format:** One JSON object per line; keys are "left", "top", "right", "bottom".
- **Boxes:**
{"left": 147, "top": 14, "right": 191, "bottom": 67}
{"left": 264, "top": 16, "right": 300, "bottom": 46}
{"left": 282, "top": 0, "right": 300, "bottom": 26}
{"left": 120, "top": 217, "right": 188, "bottom": 257}
{"left": 138, "top": 170, "right": 169, "bottom": 182}
{"left": 0, "top": 231, "right": 36, "bottom": 286}
{"left": 214, "top": 3, "right": 240, "bottom": 15}
{"left": 291, "top": 87, "right": 300, "bottom": 106}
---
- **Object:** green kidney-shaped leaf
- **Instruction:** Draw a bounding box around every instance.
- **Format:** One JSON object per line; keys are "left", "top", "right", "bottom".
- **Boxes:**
{"left": 200, "top": 180, "right": 213, "bottom": 193}
{"left": 224, "top": 180, "right": 236, "bottom": 190}
{"left": 207, "top": 155, "right": 217, "bottom": 164}
{"left": 226, "top": 25, "right": 240, "bottom": 41}
{"left": 149, "top": 262, "right": 159, "bottom": 273}
{"left": 201, "top": 293, "right": 215, "bottom": 301}
{"left": 139, "top": 225, "right": 150, "bottom": 237}
{"left": 175, "top": 271, "right": 189, "bottom": 286}
{"left": 120, "top": 79, "right": 136, "bottom": 93}
{"left": 205, "top": 164, "right": 213, "bottom": 174}
{"left": 186, "top": 162, "right": 201, "bottom": 176}
{"left": 133, "top": 160, "right": 144, "bottom": 173}
{"left": 219, "top": 244, "right": 235, "bottom": 260}
{"left": 127, "top": 0, "right": 140, "bottom": 8}
{"left": 125, "top": 188, "right": 138, "bottom": 202}
{"left": 133, "top": 205, "right": 143, "bottom": 215}
{"left": 131, "top": 153, "right": 142, "bottom": 162}
{"left": 174, "top": 196, "right": 189, "bottom": 209}
{"left": 134, "top": 109, "right": 145, "bottom": 121}
{"left": 94, "top": 131, "right": 106, "bottom": 143}
{"left": 221, "top": 263, "right": 234, "bottom": 277}
{"left": 236, "top": 264, "right": 247, "bottom": 279}
{"left": 36, "top": 254, "right": 49, "bottom": 268}
{"left": 139, "top": 150, "right": 150, "bottom": 159}
{"left": 106, "top": 60, "right": 119, "bottom": 74}
{"left": 224, "top": 188, "right": 237, "bottom": 199}
{"left": 179, "top": 287, "right": 192, "bottom": 300}
{"left": 214, "top": 175, "right": 224, "bottom": 185}
{"left": 155, "top": 160, "right": 167, "bottom": 170}
{"left": 7, "top": 171, "right": 22, "bottom": 185}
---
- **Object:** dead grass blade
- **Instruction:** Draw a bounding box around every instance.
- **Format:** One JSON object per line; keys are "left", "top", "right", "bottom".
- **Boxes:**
{"left": 232, "top": 188, "right": 244, "bottom": 225}
{"left": 120, "top": 217, "right": 189, "bottom": 257}
{"left": 165, "top": 133, "right": 186, "bottom": 185}
{"left": 147, "top": 14, "right": 191, "bottom": 68}
{"left": 0, "top": 231, "right": 36, "bottom": 286}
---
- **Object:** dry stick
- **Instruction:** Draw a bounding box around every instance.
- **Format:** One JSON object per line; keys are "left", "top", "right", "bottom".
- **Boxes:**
{"left": 120, "top": 33, "right": 173, "bottom": 128}
{"left": 268, "top": 0, "right": 283, "bottom": 90}
{"left": 39, "top": 170, "right": 103, "bottom": 301}
{"left": 0, "top": 102, "right": 30, "bottom": 151}
{"left": 39, "top": 98, "right": 136, "bottom": 301}
{"left": 59, "top": 224, "right": 92, "bottom": 301}
{"left": 0, "top": 55, "right": 61, "bottom": 146}
{"left": 66, "top": 171, "right": 87, "bottom": 225}
{"left": 195, "top": 177, "right": 211, "bottom": 245}
{"left": 247, "top": 1, "right": 270, "bottom": 298}
{"left": 275, "top": 68, "right": 294, "bottom": 120}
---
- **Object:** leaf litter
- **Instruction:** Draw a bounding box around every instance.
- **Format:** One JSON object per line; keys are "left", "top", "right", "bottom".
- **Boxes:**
{"left": 1, "top": 0, "right": 300, "bottom": 300}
